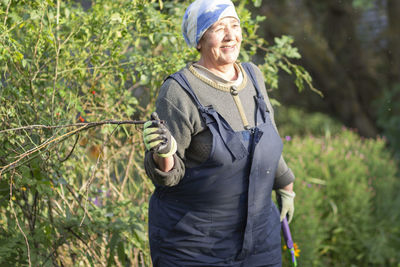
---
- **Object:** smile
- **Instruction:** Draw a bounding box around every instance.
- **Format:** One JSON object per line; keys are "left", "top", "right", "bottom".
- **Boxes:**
{"left": 221, "top": 45, "right": 235, "bottom": 49}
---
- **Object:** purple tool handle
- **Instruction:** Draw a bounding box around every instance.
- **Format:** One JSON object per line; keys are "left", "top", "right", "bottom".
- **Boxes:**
{"left": 282, "top": 217, "right": 294, "bottom": 249}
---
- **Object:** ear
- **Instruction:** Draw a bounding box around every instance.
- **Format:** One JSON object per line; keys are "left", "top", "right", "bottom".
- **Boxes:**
{"left": 196, "top": 43, "right": 201, "bottom": 51}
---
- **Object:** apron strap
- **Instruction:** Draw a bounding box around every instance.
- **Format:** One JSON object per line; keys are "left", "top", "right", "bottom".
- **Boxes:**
{"left": 241, "top": 63, "right": 269, "bottom": 125}
{"left": 168, "top": 72, "right": 203, "bottom": 109}
{"left": 167, "top": 72, "right": 248, "bottom": 161}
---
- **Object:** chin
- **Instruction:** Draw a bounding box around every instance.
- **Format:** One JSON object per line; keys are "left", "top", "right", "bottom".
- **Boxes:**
{"left": 222, "top": 57, "right": 239, "bottom": 65}
{"left": 224, "top": 52, "right": 239, "bottom": 63}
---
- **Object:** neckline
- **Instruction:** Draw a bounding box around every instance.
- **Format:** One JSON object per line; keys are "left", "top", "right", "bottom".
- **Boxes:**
{"left": 188, "top": 62, "right": 248, "bottom": 93}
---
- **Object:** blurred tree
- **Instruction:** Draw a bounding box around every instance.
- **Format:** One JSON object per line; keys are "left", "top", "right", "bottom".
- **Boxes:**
{"left": 386, "top": 0, "right": 400, "bottom": 85}
{"left": 254, "top": 0, "right": 399, "bottom": 140}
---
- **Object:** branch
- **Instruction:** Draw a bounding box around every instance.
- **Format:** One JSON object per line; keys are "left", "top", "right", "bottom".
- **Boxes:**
{"left": 51, "top": 0, "right": 61, "bottom": 124}
{"left": 3, "top": 0, "right": 12, "bottom": 26}
{"left": 58, "top": 133, "right": 79, "bottom": 163}
{"left": 80, "top": 124, "right": 120, "bottom": 227}
{"left": 0, "top": 125, "right": 87, "bottom": 178}
{"left": 0, "top": 120, "right": 148, "bottom": 133}
{"left": 10, "top": 170, "right": 32, "bottom": 267}
{"left": 0, "top": 120, "right": 150, "bottom": 178}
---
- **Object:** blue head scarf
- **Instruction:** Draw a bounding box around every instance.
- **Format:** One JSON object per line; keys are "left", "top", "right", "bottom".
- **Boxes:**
{"left": 182, "top": 0, "right": 240, "bottom": 48}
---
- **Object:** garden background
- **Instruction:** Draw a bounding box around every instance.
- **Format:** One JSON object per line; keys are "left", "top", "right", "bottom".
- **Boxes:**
{"left": 1, "top": 0, "right": 399, "bottom": 266}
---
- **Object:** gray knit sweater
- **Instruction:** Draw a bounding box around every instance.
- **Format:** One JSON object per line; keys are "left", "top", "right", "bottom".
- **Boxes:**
{"left": 144, "top": 62, "right": 295, "bottom": 188}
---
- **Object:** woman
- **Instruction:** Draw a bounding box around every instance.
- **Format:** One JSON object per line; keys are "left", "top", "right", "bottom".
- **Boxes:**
{"left": 143, "top": 0, "right": 296, "bottom": 266}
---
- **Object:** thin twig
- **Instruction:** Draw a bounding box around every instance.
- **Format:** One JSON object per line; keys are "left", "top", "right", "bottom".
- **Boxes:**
{"left": 33, "top": 7, "right": 45, "bottom": 61}
{"left": 1, "top": 128, "right": 64, "bottom": 177}
{"left": 80, "top": 125, "right": 120, "bottom": 227}
{"left": 61, "top": 29, "right": 77, "bottom": 47}
{"left": 0, "top": 120, "right": 147, "bottom": 133}
{"left": 3, "top": 0, "right": 12, "bottom": 26}
{"left": 60, "top": 182, "right": 76, "bottom": 216}
{"left": 41, "top": 234, "right": 67, "bottom": 267}
{"left": 59, "top": 134, "right": 79, "bottom": 163}
{"left": 30, "top": 4, "right": 47, "bottom": 95}
{"left": 65, "top": 226, "right": 105, "bottom": 266}
{"left": 63, "top": 182, "right": 93, "bottom": 221}
{"left": 10, "top": 169, "right": 32, "bottom": 267}
{"left": 51, "top": 0, "right": 61, "bottom": 124}
{"left": 0, "top": 125, "right": 88, "bottom": 177}
{"left": 80, "top": 160, "right": 99, "bottom": 227}
{"left": 0, "top": 120, "right": 150, "bottom": 179}
{"left": 56, "top": 60, "right": 137, "bottom": 75}
{"left": 79, "top": 125, "right": 119, "bottom": 226}
{"left": 118, "top": 142, "right": 135, "bottom": 201}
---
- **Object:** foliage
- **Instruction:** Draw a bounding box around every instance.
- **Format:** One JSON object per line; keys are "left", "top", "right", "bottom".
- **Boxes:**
{"left": 374, "top": 84, "right": 400, "bottom": 159}
{"left": 352, "top": 0, "right": 375, "bottom": 10}
{"left": 274, "top": 106, "right": 343, "bottom": 138}
{"left": 0, "top": 0, "right": 171, "bottom": 264}
{"left": 282, "top": 129, "right": 400, "bottom": 266}
{"left": 0, "top": 0, "right": 315, "bottom": 266}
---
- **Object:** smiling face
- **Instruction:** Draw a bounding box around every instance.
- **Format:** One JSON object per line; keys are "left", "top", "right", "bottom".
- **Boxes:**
{"left": 197, "top": 17, "right": 242, "bottom": 69}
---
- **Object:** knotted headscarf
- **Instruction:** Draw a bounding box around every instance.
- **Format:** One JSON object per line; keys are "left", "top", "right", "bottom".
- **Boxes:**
{"left": 182, "top": 0, "right": 240, "bottom": 48}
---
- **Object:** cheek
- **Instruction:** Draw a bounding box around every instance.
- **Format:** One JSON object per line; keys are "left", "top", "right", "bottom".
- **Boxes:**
{"left": 202, "top": 35, "right": 220, "bottom": 50}
{"left": 209, "top": 39, "right": 221, "bottom": 48}
{"left": 236, "top": 30, "right": 243, "bottom": 43}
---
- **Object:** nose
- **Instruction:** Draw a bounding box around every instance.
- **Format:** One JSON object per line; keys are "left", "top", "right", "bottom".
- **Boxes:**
{"left": 224, "top": 26, "right": 235, "bottom": 41}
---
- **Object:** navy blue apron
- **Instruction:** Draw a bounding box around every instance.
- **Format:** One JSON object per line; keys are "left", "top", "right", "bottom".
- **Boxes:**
{"left": 148, "top": 63, "right": 283, "bottom": 267}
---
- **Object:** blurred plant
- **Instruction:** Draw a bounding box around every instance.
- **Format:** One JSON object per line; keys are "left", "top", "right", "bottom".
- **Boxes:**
{"left": 352, "top": 0, "right": 375, "bottom": 10}
{"left": 274, "top": 106, "right": 343, "bottom": 138}
{"left": 374, "top": 84, "right": 400, "bottom": 159}
{"left": 282, "top": 129, "right": 400, "bottom": 266}
{"left": 282, "top": 242, "right": 301, "bottom": 258}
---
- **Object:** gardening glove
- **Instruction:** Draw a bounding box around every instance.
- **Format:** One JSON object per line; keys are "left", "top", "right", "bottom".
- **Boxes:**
{"left": 143, "top": 112, "right": 177, "bottom": 158}
{"left": 277, "top": 189, "right": 296, "bottom": 224}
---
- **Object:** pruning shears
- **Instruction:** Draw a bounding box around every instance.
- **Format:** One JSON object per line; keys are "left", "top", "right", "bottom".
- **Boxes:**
{"left": 282, "top": 217, "right": 297, "bottom": 267}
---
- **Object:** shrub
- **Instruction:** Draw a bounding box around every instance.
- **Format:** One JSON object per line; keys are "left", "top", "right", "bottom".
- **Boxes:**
{"left": 281, "top": 129, "right": 400, "bottom": 266}
{"left": 274, "top": 106, "right": 343, "bottom": 138}
{"left": 374, "top": 84, "right": 400, "bottom": 159}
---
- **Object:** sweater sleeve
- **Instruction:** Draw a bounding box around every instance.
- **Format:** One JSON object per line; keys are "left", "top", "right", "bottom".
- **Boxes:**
{"left": 144, "top": 151, "right": 185, "bottom": 186}
{"left": 249, "top": 62, "right": 295, "bottom": 189}
{"left": 143, "top": 78, "right": 203, "bottom": 186}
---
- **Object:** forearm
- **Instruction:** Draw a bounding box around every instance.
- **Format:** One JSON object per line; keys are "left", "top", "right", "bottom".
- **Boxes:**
{"left": 280, "top": 182, "right": 294, "bottom": 193}
{"left": 273, "top": 155, "right": 295, "bottom": 189}
{"left": 152, "top": 153, "right": 175, "bottom": 172}
{"left": 144, "top": 151, "right": 185, "bottom": 186}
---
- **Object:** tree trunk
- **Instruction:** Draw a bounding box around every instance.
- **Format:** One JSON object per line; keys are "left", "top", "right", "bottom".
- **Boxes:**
{"left": 387, "top": 0, "right": 400, "bottom": 86}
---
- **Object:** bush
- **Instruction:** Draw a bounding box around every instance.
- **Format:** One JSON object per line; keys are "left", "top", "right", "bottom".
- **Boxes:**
{"left": 281, "top": 129, "right": 400, "bottom": 266}
{"left": 374, "top": 84, "right": 400, "bottom": 159}
{"left": 274, "top": 106, "right": 343, "bottom": 138}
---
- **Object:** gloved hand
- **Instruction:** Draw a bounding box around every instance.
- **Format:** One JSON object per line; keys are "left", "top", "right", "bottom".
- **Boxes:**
{"left": 277, "top": 189, "right": 296, "bottom": 223}
{"left": 143, "top": 112, "right": 177, "bottom": 158}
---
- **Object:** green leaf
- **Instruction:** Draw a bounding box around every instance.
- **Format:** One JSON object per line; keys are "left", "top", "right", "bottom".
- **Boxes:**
{"left": 106, "top": 233, "right": 119, "bottom": 266}
{"left": 117, "top": 242, "right": 126, "bottom": 265}
{"left": 278, "top": 61, "right": 292, "bottom": 74}
{"left": 149, "top": 33, "right": 154, "bottom": 44}
{"left": 110, "top": 13, "right": 122, "bottom": 24}
{"left": 252, "top": 0, "right": 262, "bottom": 7}
{"left": 269, "top": 98, "right": 281, "bottom": 107}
